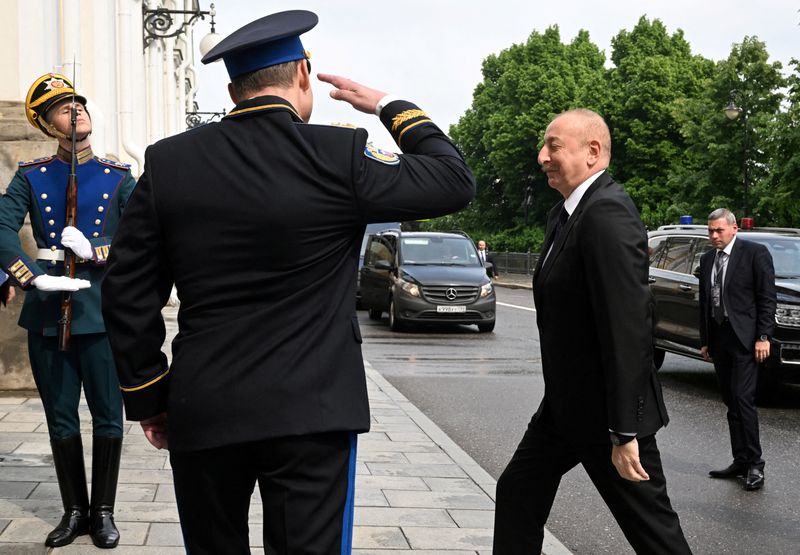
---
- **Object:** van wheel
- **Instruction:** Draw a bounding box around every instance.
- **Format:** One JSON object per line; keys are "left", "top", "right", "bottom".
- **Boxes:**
{"left": 653, "top": 348, "right": 666, "bottom": 370}
{"left": 477, "top": 321, "right": 495, "bottom": 333}
{"left": 389, "top": 299, "right": 404, "bottom": 331}
{"left": 368, "top": 308, "right": 382, "bottom": 321}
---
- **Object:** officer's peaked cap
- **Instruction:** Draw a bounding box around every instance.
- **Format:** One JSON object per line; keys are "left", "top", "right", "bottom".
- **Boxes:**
{"left": 201, "top": 10, "right": 318, "bottom": 80}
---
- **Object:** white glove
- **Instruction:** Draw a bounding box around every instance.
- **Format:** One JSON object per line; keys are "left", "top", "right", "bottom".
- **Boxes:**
{"left": 61, "top": 226, "right": 94, "bottom": 260}
{"left": 32, "top": 275, "right": 91, "bottom": 292}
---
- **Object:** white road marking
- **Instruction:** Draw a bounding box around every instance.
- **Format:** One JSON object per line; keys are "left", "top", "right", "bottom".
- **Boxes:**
{"left": 497, "top": 301, "right": 536, "bottom": 312}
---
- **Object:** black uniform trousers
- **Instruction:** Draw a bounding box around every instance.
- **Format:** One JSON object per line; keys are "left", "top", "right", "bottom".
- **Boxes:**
{"left": 710, "top": 320, "right": 764, "bottom": 469}
{"left": 170, "top": 431, "right": 357, "bottom": 555}
{"left": 493, "top": 407, "right": 691, "bottom": 554}
{"left": 28, "top": 332, "right": 123, "bottom": 440}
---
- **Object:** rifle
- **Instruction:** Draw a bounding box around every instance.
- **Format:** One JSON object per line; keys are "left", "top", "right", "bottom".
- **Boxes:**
{"left": 57, "top": 68, "right": 79, "bottom": 352}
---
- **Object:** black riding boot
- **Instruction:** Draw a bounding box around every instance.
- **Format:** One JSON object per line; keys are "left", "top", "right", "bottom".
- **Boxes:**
{"left": 46, "top": 435, "right": 90, "bottom": 547}
{"left": 90, "top": 436, "right": 122, "bottom": 548}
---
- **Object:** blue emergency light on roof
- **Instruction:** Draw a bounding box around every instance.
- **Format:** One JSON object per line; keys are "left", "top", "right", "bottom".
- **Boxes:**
{"left": 679, "top": 215, "right": 694, "bottom": 225}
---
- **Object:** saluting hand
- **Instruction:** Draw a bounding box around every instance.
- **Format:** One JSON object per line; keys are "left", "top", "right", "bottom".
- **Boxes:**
{"left": 611, "top": 440, "right": 650, "bottom": 482}
{"left": 141, "top": 412, "right": 169, "bottom": 450}
{"left": 317, "top": 74, "right": 387, "bottom": 115}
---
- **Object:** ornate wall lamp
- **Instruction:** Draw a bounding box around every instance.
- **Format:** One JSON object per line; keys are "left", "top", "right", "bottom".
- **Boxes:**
{"left": 143, "top": 1, "right": 220, "bottom": 52}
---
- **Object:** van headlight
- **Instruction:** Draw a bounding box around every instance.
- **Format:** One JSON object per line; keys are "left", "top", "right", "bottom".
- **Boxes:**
{"left": 480, "top": 282, "right": 493, "bottom": 298}
{"left": 398, "top": 277, "right": 421, "bottom": 297}
{"left": 776, "top": 303, "right": 800, "bottom": 328}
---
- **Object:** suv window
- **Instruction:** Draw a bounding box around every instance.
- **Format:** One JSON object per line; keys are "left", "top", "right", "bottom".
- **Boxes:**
{"left": 399, "top": 236, "right": 480, "bottom": 266}
{"left": 690, "top": 239, "right": 713, "bottom": 276}
{"left": 648, "top": 236, "right": 669, "bottom": 266}
{"left": 746, "top": 236, "right": 800, "bottom": 278}
{"left": 659, "top": 237, "right": 694, "bottom": 273}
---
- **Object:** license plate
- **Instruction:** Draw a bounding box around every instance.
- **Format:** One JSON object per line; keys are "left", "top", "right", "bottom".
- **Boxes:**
{"left": 437, "top": 305, "right": 466, "bottom": 313}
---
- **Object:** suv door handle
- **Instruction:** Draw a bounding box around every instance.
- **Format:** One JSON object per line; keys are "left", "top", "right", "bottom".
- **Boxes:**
{"left": 648, "top": 276, "right": 656, "bottom": 283}
{"left": 678, "top": 284, "right": 692, "bottom": 291}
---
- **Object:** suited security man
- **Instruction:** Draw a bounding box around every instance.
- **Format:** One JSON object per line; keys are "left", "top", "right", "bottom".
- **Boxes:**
{"left": 493, "top": 109, "right": 691, "bottom": 554}
{"left": 699, "top": 208, "right": 775, "bottom": 491}
{"left": 477, "top": 240, "right": 498, "bottom": 278}
{"left": 101, "top": 10, "right": 475, "bottom": 554}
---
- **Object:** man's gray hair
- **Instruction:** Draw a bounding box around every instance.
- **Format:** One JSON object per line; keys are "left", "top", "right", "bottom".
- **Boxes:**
{"left": 708, "top": 208, "right": 737, "bottom": 225}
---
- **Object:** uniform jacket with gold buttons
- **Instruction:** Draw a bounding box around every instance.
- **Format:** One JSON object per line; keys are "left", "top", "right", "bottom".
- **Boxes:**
{"left": 0, "top": 150, "right": 136, "bottom": 336}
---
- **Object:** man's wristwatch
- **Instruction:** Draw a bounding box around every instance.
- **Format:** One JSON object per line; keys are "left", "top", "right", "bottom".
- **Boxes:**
{"left": 609, "top": 432, "right": 636, "bottom": 446}
{"left": 759, "top": 335, "right": 769, "bottom": 342}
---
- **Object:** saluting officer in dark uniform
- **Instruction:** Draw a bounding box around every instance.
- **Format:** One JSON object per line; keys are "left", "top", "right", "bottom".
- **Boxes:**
{"left": 0, "top": 73, "right": 136, "bottom": 548}
{"left": 101, "top": 10, "right": 475, "bottom": 555}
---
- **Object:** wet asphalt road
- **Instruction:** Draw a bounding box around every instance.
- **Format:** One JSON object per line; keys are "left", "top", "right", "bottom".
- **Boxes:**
{"left": 359, "top": 287, "right": 800, "bottom": 554}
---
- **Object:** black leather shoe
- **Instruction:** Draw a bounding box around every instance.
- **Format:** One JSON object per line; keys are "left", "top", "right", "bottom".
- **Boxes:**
{"left": 744, "top": 467, "right": 765, "bottom": 491}
{"left": 45, "top": 509, "right": 90, "bottom": 547}
{"left": 709, "top": 463, "right": 746, "bottom": 479}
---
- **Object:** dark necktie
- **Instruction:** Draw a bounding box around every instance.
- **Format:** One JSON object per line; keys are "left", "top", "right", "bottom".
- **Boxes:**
{"left": 713, "top": 250, "right": 726, "bottom": 324}
{"left": 544, "top": 208, "right": 569, "bottom": 266}
{"left": 553, "top": 208, "right": 569, "bottom": 246}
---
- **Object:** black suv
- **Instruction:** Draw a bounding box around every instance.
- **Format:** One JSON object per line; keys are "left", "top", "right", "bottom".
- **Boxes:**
{"left": 359, "top": 231, "right": 496, "bottom": 332}
{"left": 648, "top": 224, "right": 800, "bottom": 395}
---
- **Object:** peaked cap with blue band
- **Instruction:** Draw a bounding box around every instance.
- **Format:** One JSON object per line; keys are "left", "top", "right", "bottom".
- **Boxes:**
{"left": 201, "top": 10, "right": 318, "bottom": 79}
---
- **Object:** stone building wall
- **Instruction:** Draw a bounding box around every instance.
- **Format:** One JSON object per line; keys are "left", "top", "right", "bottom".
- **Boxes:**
{"left": 0, "top": 100, "right": 56, "bottom": 389}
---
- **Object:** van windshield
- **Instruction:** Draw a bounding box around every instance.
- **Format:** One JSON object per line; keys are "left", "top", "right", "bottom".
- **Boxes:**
{"left": 399, "top": 236, "right": 481, "bottom": 266}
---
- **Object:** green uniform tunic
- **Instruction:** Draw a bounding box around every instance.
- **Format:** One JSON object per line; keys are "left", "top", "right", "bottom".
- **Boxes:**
{"left": 0, "top": 148, "right": 136, "bottom": 438}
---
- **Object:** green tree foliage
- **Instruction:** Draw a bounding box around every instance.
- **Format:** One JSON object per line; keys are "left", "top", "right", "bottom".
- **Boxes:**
{"left": 670, "top": 37, "right": 785, "bottom": 224}
{"left": 448, "top": 26, "right": 605, "bottom": 243}
{"left": 439, "top": 18, "right": 795, "bottom": 250}
{"left": 759, "top": 59, "right": 800, "bottom": 226}
{"left": 603, "top": 17, "right": 714, "bottom": 228}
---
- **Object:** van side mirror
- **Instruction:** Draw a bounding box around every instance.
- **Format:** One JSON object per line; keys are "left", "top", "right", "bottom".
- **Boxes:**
{"left": 374, "top": 260, "right": 393, "bottom": 271}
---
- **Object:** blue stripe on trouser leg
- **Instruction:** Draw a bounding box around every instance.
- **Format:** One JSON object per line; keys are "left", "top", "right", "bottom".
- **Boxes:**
{"left": 340, "top": 432, "right": 357, "bottom": 554}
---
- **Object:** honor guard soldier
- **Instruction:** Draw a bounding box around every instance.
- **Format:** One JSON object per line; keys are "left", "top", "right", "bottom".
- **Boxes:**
{"left": 0, "top": 73, "right": 136, "bottom": 548}
{"left": 102, "top": 10, "right": 475, "bottom": 554}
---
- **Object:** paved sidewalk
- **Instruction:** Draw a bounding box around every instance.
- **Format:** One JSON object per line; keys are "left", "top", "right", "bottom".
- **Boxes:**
{"left": 0, "top": 305, "right": 569, "bottom": 554}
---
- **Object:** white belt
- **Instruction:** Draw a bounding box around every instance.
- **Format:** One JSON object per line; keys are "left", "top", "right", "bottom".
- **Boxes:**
{"left": 37, "top": 249, "right": 87, "bottom": 263}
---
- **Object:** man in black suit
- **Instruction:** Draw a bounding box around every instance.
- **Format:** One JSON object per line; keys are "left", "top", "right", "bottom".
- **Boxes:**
{"left": 477, "top": 240, "right": 498, "bottom": 278}
{"left": 101, "top": 10, "right": 475, "bottom": 554}
{"left": 493, "top": 109, "right": 690, "bottom": 554}
{"left": 699, "top": 208, "right": 775, "bottom": 491}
